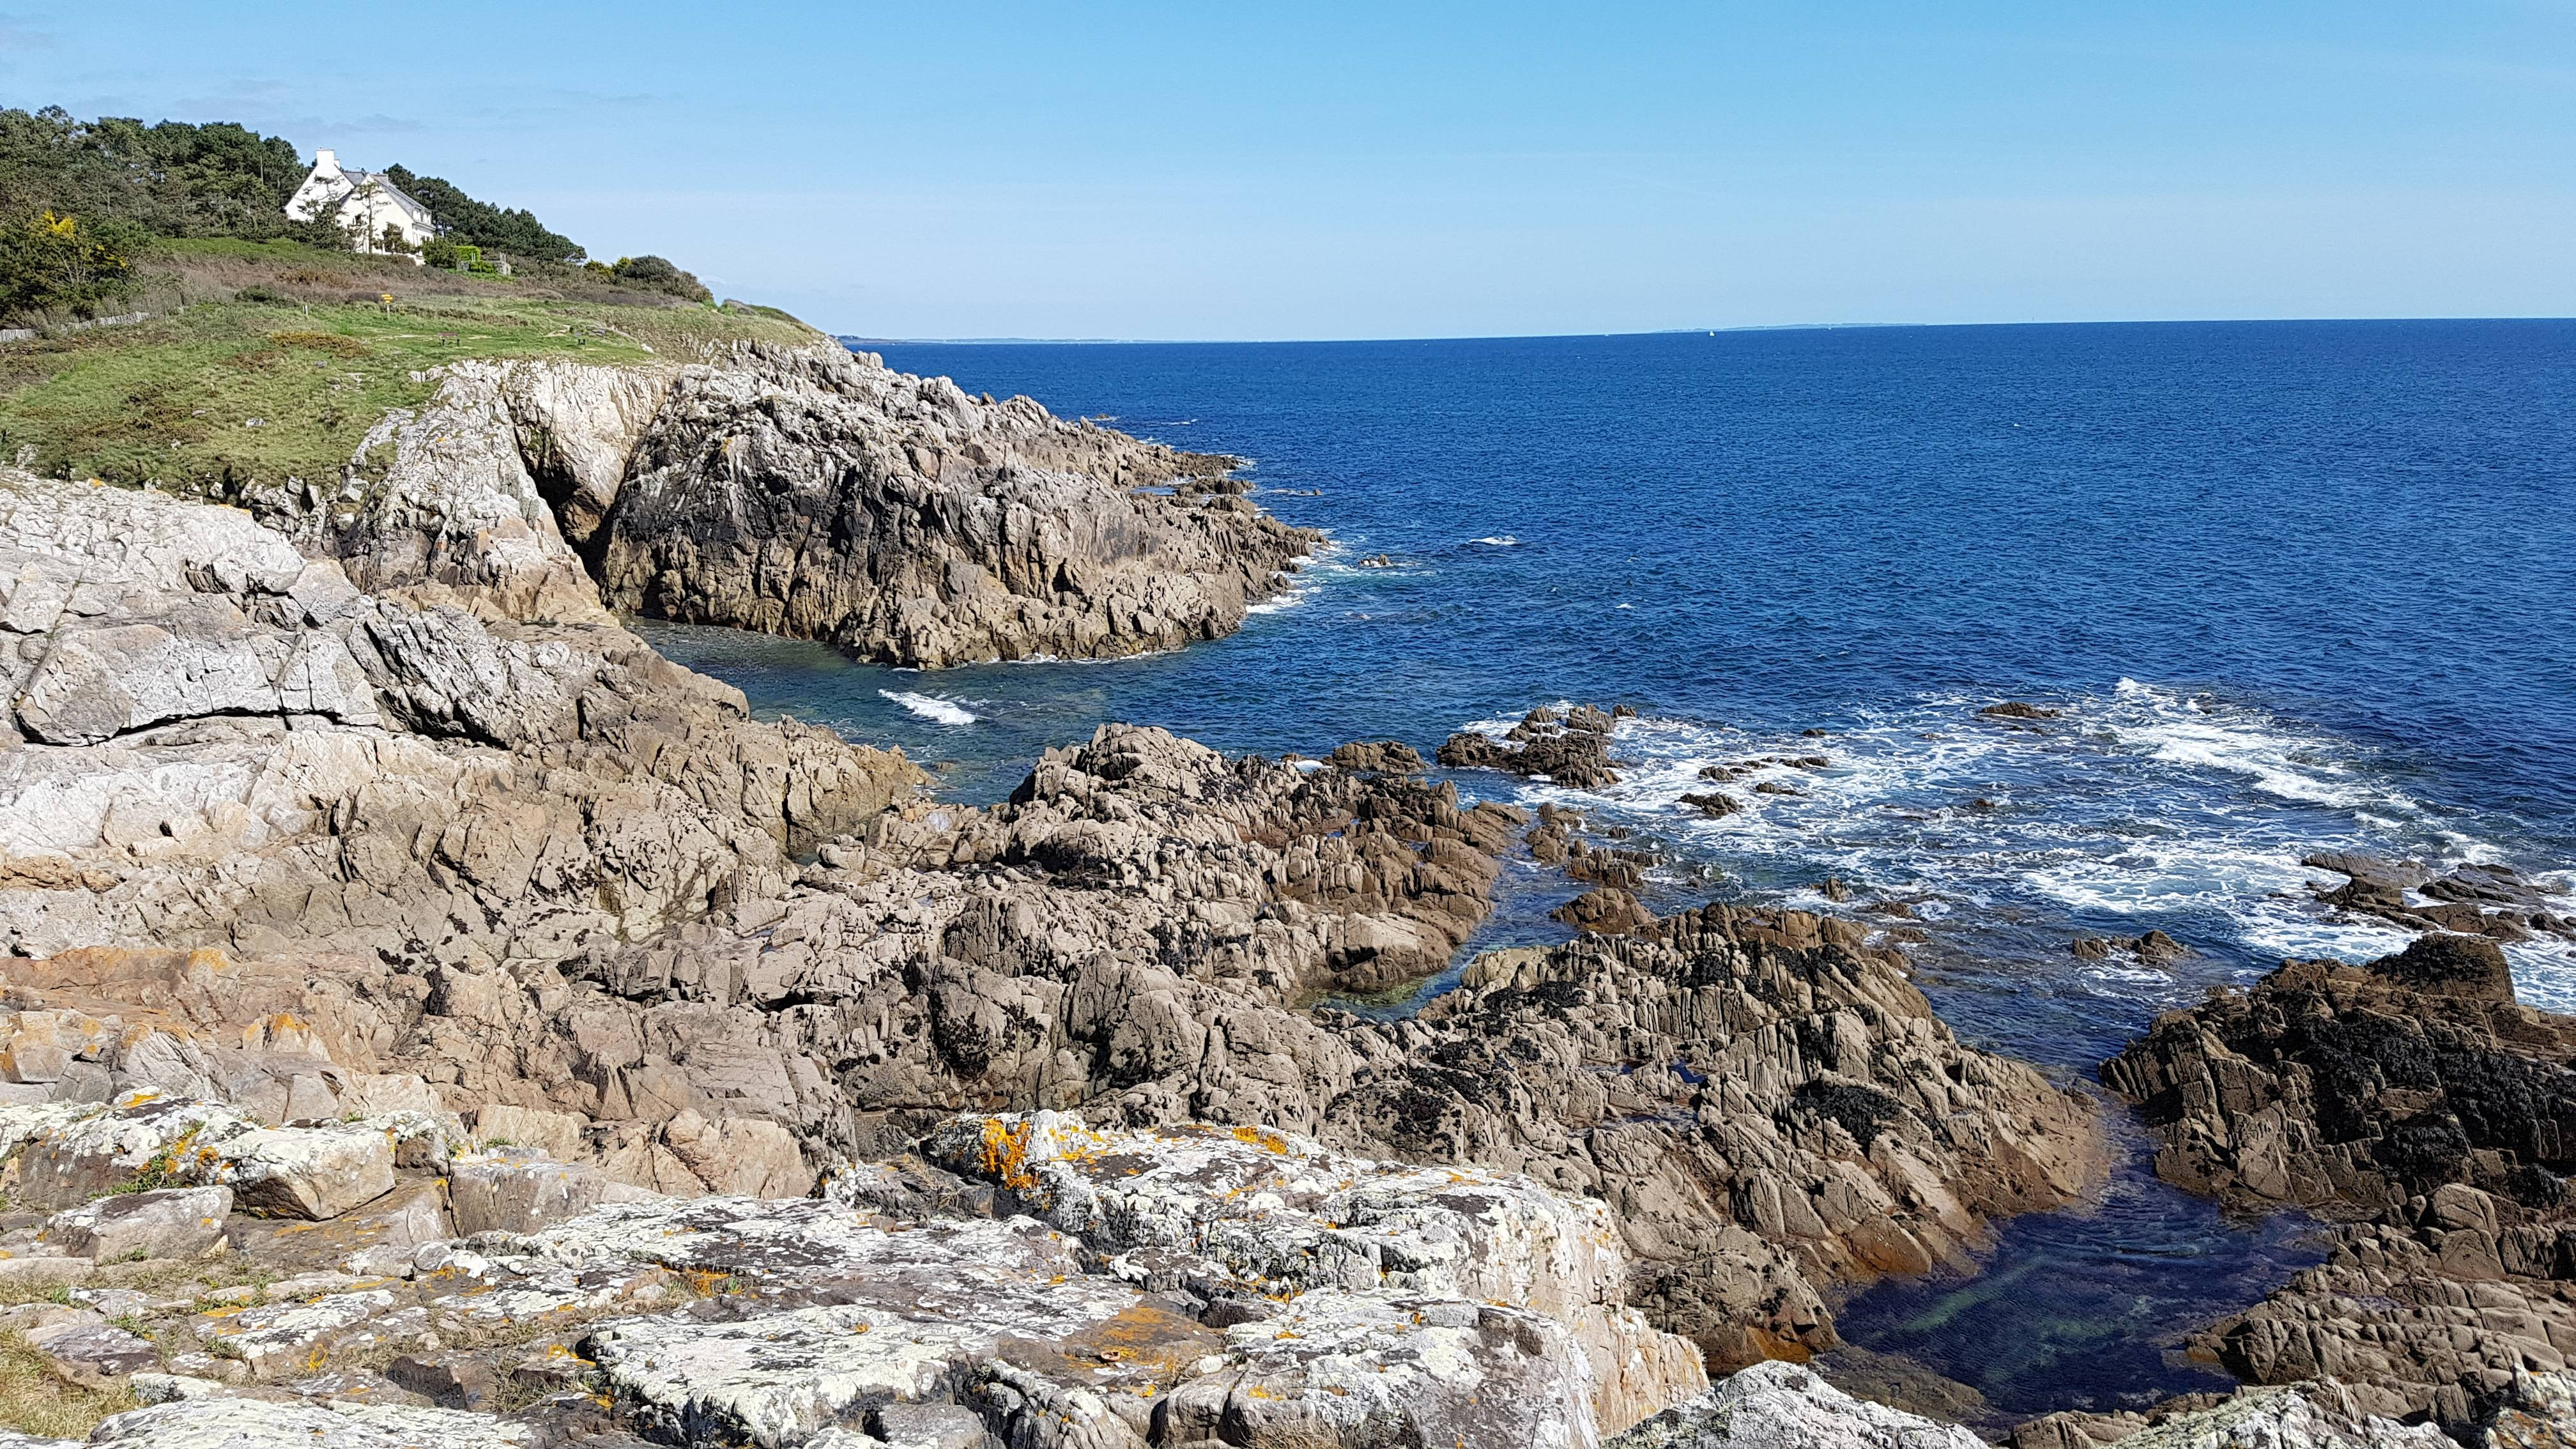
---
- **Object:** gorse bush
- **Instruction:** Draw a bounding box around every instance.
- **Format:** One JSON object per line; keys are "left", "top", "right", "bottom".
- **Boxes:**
{"left": 0, "top": 210, "right": 148, "bottom": 319}
{"left": 606, "top": 254, "right": 712, "bottom": 302}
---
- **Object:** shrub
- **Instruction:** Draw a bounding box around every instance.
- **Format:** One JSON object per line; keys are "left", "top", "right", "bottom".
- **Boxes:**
{"left": 0, "top": 107, "right": 303, "bottom": 240}
{"left": 611, "top": 254, "right": 712, "bottom": 302}
{"left": 421, "top": 235, "right": 463, "bottom": 270}
{"left": 0, "top": 209, "right": 147, "bottom": 321}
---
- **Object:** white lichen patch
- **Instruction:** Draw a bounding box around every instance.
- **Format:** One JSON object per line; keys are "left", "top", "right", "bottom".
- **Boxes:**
{"left": 924, "top": 1114, "right": 1633, "bottom": 1320}
{"left": 587, "top": 1289, "right": 1128, "bottom": 1449}
{"left": 193, "top": 1288, "right": 404, "bottom": 1377}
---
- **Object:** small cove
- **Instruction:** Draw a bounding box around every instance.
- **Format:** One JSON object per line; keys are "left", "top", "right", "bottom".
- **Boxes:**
{"left": 641, "top": 319, "right": 2576, "bottom": 1422}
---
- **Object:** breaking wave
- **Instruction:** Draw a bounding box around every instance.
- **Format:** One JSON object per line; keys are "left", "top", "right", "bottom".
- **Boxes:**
{"left": 878, "top": 690, "right": 978, "bottom": 726}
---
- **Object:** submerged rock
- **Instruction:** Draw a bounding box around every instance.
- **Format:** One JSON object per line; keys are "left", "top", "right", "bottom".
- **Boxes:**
{"left": 2068, "top": 930, "right": 2191, "bottom": 965}
{"left": 2304, "top": 853, "right": 2575, "bottom": 944}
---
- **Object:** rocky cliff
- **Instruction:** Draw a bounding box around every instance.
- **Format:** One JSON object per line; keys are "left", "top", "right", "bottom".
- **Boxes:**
{"left": 247, "top": 340, "right": 1315, "bottom": 666}
{"left": 11, "top": 439, "right": 2558, "bottom": 1444}
{"left": 600, "top": 344, "right": 1315, "bottom": 666}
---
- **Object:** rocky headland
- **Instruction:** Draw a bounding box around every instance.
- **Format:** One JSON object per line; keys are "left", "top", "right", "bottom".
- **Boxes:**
{"left": 235, "top": 339, "right": 1315, "bottom": 668}
{"left": 2, "top": 330, "right": 2572, "bottom": 1448}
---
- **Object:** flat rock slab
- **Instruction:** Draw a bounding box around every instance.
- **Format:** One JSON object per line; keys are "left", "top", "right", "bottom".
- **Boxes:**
{"left": 923, "top": 1113, "right": 1630, "bottom": 1315}
{"left": 193, "top": 1287, "right": 422, "bottom": 1381}
{"left": 91, "top": 1397, "right": 535, "bottom": 1449}
{"left": 417, "top": 1250, "right": 687, "bottom": 1338}
{"left": 516, "top": 1194, "right": 1089, "bottom": 1293}
{"left": 26, "top": 1319, "right": 158, "bottom": 1387}
{"left": 586, "top": 1287, "right": 1142, "bottom": 1449}
{"left": 1165, "top": 1289, "right": 1606, "bottom": 1449}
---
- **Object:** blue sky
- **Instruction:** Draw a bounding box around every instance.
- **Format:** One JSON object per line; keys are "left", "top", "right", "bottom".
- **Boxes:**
{"left": 10, "top": 2, "right": 2573, "bottom": 338}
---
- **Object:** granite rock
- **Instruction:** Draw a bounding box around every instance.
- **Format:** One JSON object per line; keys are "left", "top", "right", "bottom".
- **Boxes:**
{"left": 1609, "top": 1360, "right": 1986, "bottom": 1448}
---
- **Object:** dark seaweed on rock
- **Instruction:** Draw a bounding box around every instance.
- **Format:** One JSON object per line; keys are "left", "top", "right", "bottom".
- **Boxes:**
{"left": 2101, "top": 933, "right": 2576, "bottom": 1213}
{"left": 1437, "top": 703, "right": 1620, "bottom": 788}
{"left": 2097, "top": 930, "right": 2576, "bottom": 1430}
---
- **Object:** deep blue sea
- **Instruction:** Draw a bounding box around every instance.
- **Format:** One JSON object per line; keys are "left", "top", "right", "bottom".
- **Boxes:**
{"left": 643, "top": 320, "right": 2576, "bottom": 1424}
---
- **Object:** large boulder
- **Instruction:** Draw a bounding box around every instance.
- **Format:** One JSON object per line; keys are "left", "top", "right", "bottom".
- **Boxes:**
{"left": 2101, "top": 935, "right": 2576, "bottom": 1214}
{"left": 0, "top": 1098, "right": 388, "bottom": 1220}
{"left": 448, "top": 1151, "right": 609, "bottom": 1237}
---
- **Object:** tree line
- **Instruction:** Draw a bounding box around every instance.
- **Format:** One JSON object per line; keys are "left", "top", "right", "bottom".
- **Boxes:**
{"left": 0, "top": 106, "right": 710, "bottom": 321}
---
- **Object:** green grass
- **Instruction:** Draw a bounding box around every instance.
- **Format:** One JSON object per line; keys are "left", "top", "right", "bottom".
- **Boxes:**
{"left": 0, "top": 240, "right": 820, "bottom": 497}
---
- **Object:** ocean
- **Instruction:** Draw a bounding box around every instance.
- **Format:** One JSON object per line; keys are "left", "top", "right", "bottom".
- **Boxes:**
{"left": 640, "top": 319, "right": 2576, "bottom": 1420}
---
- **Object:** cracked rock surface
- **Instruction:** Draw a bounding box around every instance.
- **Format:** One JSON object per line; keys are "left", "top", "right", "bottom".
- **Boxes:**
{"left": 0, "top": 1098, "right": 1711, "bottom": 1449}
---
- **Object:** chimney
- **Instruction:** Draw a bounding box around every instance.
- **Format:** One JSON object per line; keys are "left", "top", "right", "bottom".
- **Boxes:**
{"left": 313, "top": 149, "right": 340, "bottom": 174}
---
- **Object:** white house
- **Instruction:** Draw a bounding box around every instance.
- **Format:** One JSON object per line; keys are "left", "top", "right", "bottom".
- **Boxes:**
{"left": 284, "top": 150, "right": 436, "bottom": 261}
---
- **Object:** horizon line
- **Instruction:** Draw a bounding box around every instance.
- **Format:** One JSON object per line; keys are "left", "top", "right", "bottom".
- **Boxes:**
{"left": 838, "top": 314, "right": 2576, "bottom": 347}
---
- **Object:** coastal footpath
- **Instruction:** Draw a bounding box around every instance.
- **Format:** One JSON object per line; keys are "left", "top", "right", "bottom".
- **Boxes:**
{"left": 1, "top": 307, "right": 2572, "bottom": 1445}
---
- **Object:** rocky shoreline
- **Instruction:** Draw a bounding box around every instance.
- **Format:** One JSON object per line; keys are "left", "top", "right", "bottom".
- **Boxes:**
{"left": 3, "top": 344, "right": 2573, "bottom": 1446}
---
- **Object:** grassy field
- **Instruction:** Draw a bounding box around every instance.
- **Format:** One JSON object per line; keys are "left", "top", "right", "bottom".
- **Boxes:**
{"left": 0, "top": 238, "right": 818, "bottom": 494}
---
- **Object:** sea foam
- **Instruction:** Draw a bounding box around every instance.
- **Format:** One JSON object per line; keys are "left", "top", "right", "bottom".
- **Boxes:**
{"left": 1445, "top": 681, "right": 2576, "bottom": 1020}
{"left": 879, "top": 689, "right": 977, "bottom": 725}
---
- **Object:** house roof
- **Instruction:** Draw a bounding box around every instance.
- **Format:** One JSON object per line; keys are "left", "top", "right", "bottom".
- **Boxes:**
{"left": 291, "top": 161, "right": 436, "bottom": 228}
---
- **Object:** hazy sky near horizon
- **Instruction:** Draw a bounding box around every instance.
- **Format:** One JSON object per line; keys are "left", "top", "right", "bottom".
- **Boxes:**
{"left": 10, "top": 2, "right": 2574, "bottom": 339}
